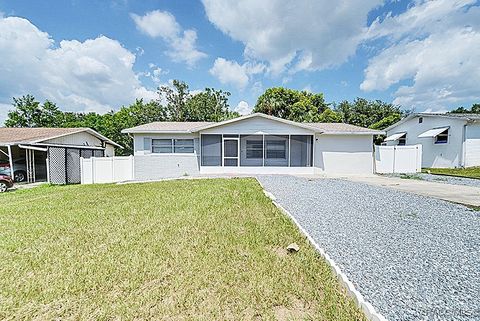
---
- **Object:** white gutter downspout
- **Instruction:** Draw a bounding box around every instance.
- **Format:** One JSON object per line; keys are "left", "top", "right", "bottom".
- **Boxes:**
{"left": 461, "top": 124, "right": 467, "bottom": 168}
{"left": 7, "top": 145, "right": 14, "bottom": 178}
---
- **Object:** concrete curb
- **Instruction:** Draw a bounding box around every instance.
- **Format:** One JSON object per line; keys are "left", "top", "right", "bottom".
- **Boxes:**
{"left": 259, "top": 181, "right": 388, "bottom": 321}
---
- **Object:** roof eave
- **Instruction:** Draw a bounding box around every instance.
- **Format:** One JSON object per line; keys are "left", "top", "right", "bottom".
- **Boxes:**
{"left": 320, "top": 131, "right": 384, "bottom": 135}
{"left": 122, "top": 129, "right": 194, "bottom": 134}
{"left": 192, "top": 113, "right": 318, "bottom": 132}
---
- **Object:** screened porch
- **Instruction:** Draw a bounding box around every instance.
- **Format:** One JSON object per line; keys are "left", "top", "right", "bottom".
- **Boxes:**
{"left": 200, "top": 134, "right": 313, "bottom": 168}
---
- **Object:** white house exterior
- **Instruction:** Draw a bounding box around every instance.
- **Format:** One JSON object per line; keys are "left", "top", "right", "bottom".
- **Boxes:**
{"left": 122, "top": 113, "right": 382, "bottom": 180}
{"left": 384, "top": 113, "right": 480, "bottom": 168}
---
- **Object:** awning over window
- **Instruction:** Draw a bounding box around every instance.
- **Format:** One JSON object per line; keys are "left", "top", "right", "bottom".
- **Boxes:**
{"left": 418, "top": 127, "right": 449, "bottom": 138}
{"left": 385, "top": 132, "right": 406, "bottom": 141}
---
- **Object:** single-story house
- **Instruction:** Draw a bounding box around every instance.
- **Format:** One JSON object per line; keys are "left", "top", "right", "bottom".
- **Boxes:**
{"left": 384, "top": 113, "right": 480, "bottom": 168}
{"left": 122, "top": 113, "right": 383, "bottom": 179}
{"left": 0, "top": 127, "right": 120, "bottom": 184}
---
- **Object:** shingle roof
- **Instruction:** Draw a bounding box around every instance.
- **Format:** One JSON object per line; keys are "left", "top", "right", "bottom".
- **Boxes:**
{"left": 385, "top": 112, "right": 480, "bottom": 132}
{"left": 307, "top": 122, "right": 383, "bottom": 134}
{"left": 122, "top": 121, "right": 213, "bottom": 133}
{"left": 0, "top": 127, "right": 122, "bottom": 147}
{"left": 419, "top": 113, "right": 480, "bottom": 120}
{"left": 122, "top": 114, "right": 383, "bottom": 135}
{"left": 0, "top": 127, "right": 86, "bottom": 144}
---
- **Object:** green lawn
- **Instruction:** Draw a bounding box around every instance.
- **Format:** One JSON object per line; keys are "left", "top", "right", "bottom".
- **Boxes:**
{"left": 424, "top": 166, "right": 480, "bottom": 179}
{"left": 0, "top": 179, "right": 364, "bottom": 320}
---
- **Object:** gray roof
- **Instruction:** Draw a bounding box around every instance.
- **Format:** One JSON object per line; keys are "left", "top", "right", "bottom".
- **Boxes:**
{"left": 307, "top": 122, "right": 382, "bottom": 134}
{"left": 0, "top": 127, "right": 121, "bottom": 147}
{"left": 385, "top": 112, "right": 480, "bottom": 132}
{"left": 122, "top": 113, "right": 383, "bottom": 135}
{"left": 122, "top": 121, "right": 213, "bottom": 133}
{"left": 417, "top": 113, "right": 480, "bottom": 120}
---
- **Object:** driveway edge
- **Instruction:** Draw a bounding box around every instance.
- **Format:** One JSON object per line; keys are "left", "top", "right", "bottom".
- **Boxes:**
{"left": 258, "top": 179, "right": 388, "bottom": 321}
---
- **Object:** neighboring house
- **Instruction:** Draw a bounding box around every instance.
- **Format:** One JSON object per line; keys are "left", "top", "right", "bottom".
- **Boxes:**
{"left": 384, "top": 113, "right": 480, "bottom": 168}
{"left": 0, "top": 127, "right": 121, "bottom": 184}
{"left": 122, "top": 113, "right": 382, "bottom": 180}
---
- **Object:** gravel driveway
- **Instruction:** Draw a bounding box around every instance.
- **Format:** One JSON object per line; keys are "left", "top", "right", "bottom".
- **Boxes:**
{"left": 385, "top": 173, "right": 480, "bottom": 188}
{"left": 257, "top": 175, "right": 480, "bottom": 321}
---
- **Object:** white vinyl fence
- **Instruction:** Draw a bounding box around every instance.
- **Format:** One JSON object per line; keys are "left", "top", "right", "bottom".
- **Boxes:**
{"left": 375, "top": 144, "right": 422, "bottom": 174}
{"left": 81, "top": 156, "right": 134, "bottom": 184}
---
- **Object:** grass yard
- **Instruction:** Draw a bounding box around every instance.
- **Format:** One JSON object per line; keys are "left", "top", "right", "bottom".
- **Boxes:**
{"left": 0, "top": 178, "right": 364, "bottom": 320}
{"left": 424, "top": 166, "right": 480, "bottom": 179}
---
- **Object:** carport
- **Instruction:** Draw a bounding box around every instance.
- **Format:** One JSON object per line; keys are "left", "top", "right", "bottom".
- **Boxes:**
{"left": 0, "top": 144, "right": 48, "bottom": 183}
{"left": 0, "top": 128, "right": 120, "bottom": 184}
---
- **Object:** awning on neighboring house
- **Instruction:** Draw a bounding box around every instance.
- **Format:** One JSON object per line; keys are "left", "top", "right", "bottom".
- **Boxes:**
{"left": 418, "top": 127, "right": 449, "bottom": 138}
{"left": 385, "top": 132, "right": 406, "bottom": 141}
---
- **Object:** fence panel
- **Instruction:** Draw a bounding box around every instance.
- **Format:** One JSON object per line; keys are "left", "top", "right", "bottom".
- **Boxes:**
{"left": 375, "top": 145, "right": 422, "bottom": 174}
{"left": 81, "top": 156, "right": 134, "bottom": 184}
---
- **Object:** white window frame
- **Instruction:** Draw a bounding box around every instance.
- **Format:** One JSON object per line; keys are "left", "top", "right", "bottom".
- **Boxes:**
{"left": 151, "top": 138, "right": 195, "bottom": 154}
{"left": 435, "top": 130, "right": 449, "bottom": 144}
{"left": 151, "top": 139, "right": 173, "bottom": 153}
{"left": 174, "top": 139, "right": 195, "bottom": 153}
{"left": 398, "top": 134, "right": 407, "bottom": 146}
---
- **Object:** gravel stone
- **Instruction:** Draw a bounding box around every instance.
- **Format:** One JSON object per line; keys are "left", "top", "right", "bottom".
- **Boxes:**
{"left": 257, "top": 175, "right": 480, "bottom": 321}
{"left": 418, "top": 173, "right": 480, "bottom": 188}
{"left": 385, "top": 173, "right": 480, "bottom": 188}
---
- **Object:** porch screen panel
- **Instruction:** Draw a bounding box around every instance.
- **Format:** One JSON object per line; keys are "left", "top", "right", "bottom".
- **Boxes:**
{"left": 201, "top": 134, "right": 222, "bottom": 166}
{"left": 290, "top": 135, "right": 313, "bottom": 167}
{"left": 240, "top": 135, "right": 263, "bottom": 166}
{"left": 264, "top": 135, "right": 288, "bottom": 167}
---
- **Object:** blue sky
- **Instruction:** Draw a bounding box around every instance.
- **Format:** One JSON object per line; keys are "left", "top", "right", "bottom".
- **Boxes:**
{"left": 0, "top": 0, "right": 479, "bottom": 124}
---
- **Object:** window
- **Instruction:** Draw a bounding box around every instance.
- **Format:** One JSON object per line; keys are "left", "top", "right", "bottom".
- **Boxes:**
{"left": 435, "top": 130, "right": 448, "bottom": 144}
{"left": 174, "top": 139, "right": 194, "bottom": 153}
{"left": 151, "top": 139, "right": 194, "bottom": 153}
{"left": 266, "top": 140, "right": 286, "bottom": 159}
{"left": 152, "top": 139, "right": 172, "bottom": 153}
{"left": 246, "top": 140, "right": 263, "bottom": 159}
{"left": 419, "top": 117, "right": 423, "bottom": 123}
{"left": 398, "top": 134, "right": 407, "bottom": 146}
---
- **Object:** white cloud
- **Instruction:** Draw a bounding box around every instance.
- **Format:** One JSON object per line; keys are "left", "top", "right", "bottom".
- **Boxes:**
{"left": 202, "top": 0, "right": 383, "bottom": 74}
{"left": 302, "top": 85, "right": 312, "bottom": 93}
{"left": 422, "top": 108, "right": 448, "bottom": 114}
{"left": 209, "top": 57, "right": 265, "bottom": 89}
{"left": 365, "top": 0, "right": 478, "bottom": 41}
{"left": 0, "top": 15, "right": 156, "bottom": 123}
{"left": 361, "top": 0, "right": 480, "bottom": 110}
{"left": 234, "top": 100, "right": 252, "bottom": 115}
{"left": 141, "top": 63, "right": 168, "bottom": 84}
{"left": 0, "top": 103, "right": 10, "bottom": 125}
{"left": 131, "top": 10, "right": 207, "bottom": 66}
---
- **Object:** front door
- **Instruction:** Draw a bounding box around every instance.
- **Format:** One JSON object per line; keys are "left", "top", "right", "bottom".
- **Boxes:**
{"left": 223, "top": 138, "right": 239, "bottom": 166}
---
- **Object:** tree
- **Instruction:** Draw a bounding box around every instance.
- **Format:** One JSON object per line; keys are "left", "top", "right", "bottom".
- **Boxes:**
{"left": 186, "top": 88, "right": 239, "bottom": 121}
{"left": 5, "top": 95, "right": 63, "bottom": 128}
{"left": 369, "top": 114, "right": 402, "bottom": 130}
{"left": 334, "top": 98, "right": 406, "bottom": 129}
{"left": 110, "top": 99, "right": 167, "bottom": 155}
{"left": 449, "top": 103, "right": 480, "bottom": 114}
{"left": 158, "top": 80, "right": 190, "bottom": 121}
{"left": 253, "top": 87, "right": 332, "bottom": 122}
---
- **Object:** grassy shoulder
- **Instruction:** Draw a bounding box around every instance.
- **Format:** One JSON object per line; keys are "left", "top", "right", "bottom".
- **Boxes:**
{"left": 0, "top": 179, "right": 365, "bottom": 320}
{"left": 423, "top": 167, "right": 480, "bottom": 179}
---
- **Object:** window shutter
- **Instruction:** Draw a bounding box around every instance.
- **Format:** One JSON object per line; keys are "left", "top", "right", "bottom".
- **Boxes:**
{"left": 143, "top": 137, "right": 152, "bottom": 154}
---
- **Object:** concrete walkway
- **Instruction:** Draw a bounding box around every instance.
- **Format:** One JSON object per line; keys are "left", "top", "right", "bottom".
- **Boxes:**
{"left": 344, "top": 175, "right": 480, "bottom": 207}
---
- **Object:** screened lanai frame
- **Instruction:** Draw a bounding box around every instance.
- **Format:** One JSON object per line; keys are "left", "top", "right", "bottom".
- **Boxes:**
{"left": 200, "top": 133, "right": 314, "bottom": 168}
